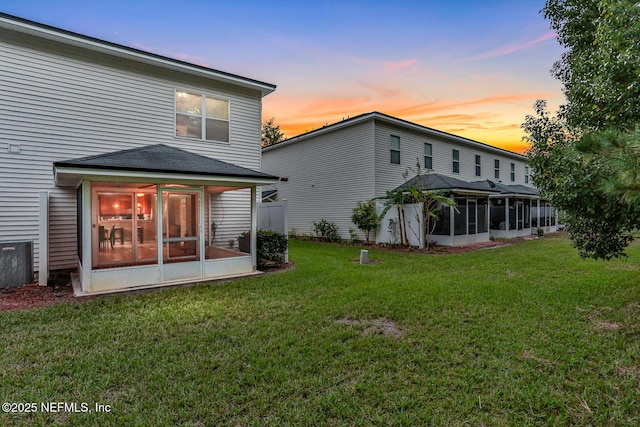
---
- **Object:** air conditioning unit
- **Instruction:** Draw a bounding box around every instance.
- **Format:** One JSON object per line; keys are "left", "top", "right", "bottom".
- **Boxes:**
{"left": 0, "top": 240, "right": 33, "bottom": 288}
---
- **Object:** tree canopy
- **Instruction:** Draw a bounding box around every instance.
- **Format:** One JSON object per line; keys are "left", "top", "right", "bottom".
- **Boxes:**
{"left": 524, "top": 1, "right": 640, "bottom": 259}
{"left": 543, "top": 0, "right": 640, "bottom": 131}
{"left": 261, "top": 117, "right": 285, "bottom": 147}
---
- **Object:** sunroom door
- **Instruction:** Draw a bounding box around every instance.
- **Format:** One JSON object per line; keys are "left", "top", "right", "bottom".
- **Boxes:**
{"left": 162, "top": 190, "right": 202, "bottom": 281}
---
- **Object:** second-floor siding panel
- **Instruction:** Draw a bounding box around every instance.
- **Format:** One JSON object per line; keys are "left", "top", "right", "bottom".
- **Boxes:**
{"left": 373, "top": 121, "right": 530, "bottom": 195}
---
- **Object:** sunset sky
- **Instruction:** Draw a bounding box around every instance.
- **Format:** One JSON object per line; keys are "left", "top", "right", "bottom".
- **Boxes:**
{"left": 3, "top": 1, "right": 565, "bottom": 153}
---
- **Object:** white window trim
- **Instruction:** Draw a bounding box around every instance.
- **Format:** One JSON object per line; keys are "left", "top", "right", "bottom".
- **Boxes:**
{"left": 424, "top": 143, "right": 433, "bottom": 170}
{"left": 174, "top": 89, "right": 231, "bottom": 144}
{"left": 452, "top": 149, "right": 460, "bottom": 174}
{"left": 390, "top": 135, "right": 401, "bottom": 165}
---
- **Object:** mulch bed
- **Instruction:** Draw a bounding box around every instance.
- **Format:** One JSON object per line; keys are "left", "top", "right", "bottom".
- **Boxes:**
{"left": 0, "top": 271, "right": 79, "bottom": 312}
{"left": 346, "top": 236, "right": 535, "bottom": 255}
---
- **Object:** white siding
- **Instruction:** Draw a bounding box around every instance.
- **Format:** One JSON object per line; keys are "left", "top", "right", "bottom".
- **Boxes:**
{"left": 0, "top": 30, "right": 263, "bottom": 271}
{"left": 373, "top": 121, "right": 530, "bottom": 195}
{"left": 262, "top": 121, "right": 376, "bottom": 239}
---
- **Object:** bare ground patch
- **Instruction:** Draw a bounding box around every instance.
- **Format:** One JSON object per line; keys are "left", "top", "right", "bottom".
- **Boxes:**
{"left": 577, "top": 306, "right": 624, "bottom": 333}
{"left": 335, "top": 317, "right": 403, "bottom": 338}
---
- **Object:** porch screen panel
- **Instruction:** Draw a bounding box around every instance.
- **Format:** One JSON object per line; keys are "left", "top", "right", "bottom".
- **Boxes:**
{"left": 93, "top": 184, "right": 158, "bottom": 269}
{"left": 477, "top": 198, "right": 488, "bottom": 233}
{"left": 454, "top": 197, "right": 467, "bottom": 235}
{"left": 96, "top": 192, "right": 134, "bottom": 267}
{"left": 163, "top": 192, "right": 200, "bottom": 262}
{"left": 206, "top": 187, "right": 252, "bottom": 259}
{"left": 490, "top": 198, "right": 506, "bottom": 230}
{"left": 432, "top": 203, "right": 451, "bottom": 235}
{"left": 539, "top": 201, "right": 547, "bottom": 227}
{"left": 468, "top": 198, "right": 477, "bottom": 235}
{"left": 508, "top": 200, "right": 517, "bottom": 230}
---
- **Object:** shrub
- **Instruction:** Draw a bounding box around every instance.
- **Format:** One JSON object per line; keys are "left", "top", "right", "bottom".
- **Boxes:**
{"left": 351, "top": 200, "right": 379, "bottom": 244}
{"left": 313, "top": 218, "right": 340, "bottom": 242}
{"left": 256, "top": 230, "right": 288, "bottom": 268}
{"left": 348, "top": 228, "right": 361, "bottom": 245}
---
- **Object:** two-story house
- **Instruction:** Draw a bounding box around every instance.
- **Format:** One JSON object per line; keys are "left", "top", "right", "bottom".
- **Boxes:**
{"left": 0, "top": 13, "right": 278, "bottom": 294}
{"left": 262, "top": 112, "right": 556, "bottom": 247}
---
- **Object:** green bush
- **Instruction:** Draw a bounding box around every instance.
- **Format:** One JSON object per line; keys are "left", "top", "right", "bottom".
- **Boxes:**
{"left": 313, "top": 218, "right": 340, "bottom": 242}
{"left": 351, "top": 200, "right": 379, "bottom": 244}
{"left": 256, "top": 230, "right": 288, "bottom": 268}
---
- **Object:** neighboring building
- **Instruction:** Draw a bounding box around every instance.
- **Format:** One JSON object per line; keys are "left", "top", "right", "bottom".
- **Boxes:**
{"left": 262, "top": 112, "right": 557, "bottom": 246}
{"left": 0, "top": 13, "right": 278, "bottom": 293}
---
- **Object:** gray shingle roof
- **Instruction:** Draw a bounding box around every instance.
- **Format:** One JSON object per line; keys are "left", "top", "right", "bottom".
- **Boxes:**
{"left": 394, "top": 173, "right": 500, "bottom": 193}
{"left": 482, "top": 181, "right": 540, "bottom": 196}
{"left": 54, "top": 144, "right": 277, "bottom": 180}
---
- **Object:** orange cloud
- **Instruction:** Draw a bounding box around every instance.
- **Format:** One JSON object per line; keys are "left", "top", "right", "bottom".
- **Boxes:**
{"left": 263, "top": 89, "right": 554, "bottom": 155}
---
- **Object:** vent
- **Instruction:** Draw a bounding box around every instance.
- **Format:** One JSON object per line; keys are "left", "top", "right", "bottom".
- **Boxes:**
{"left": 0, "top": 241, "right": 33, "bottom": 288}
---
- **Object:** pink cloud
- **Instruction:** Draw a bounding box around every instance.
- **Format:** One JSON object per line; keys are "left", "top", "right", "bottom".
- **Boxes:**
{"left": 464, "top": 32, "right": 557, "bottom": 62}
{"left": 382, "top": 59, "right": 418, "bottom": 72}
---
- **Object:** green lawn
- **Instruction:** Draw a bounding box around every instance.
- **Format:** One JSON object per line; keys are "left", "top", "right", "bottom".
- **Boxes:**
{"left": 1, "top": 234, "right": 639, "bottom": 426}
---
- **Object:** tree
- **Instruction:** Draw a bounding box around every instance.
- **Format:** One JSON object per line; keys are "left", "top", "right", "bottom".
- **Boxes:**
{"left": 378, "top": 189, "right": 410, "bottom": 246}
{"left": 406, "top": 187, "right": 457, "bottom": 251}
{"left": 524, "top": 101, "right": 638, "bottom": 260}
{"left": 261, "top": 117, "right": 285, "bottom": 147}
{"left": 543, "top": 0, "right": 640, "bottom": 131}
{"left": 523, "top": 1, "right": 640, "bottom": 259}
{"left": 377, "top": 160, "right": 458, "bottom": 249}
{"left": 351, "top": 200, "right": 379, "bottom": 244}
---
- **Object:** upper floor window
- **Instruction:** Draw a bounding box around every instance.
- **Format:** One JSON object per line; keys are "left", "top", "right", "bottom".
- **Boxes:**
{"left": 175, "top": 90, "right": 229, "bottom": 142}
{"left": 494, "top": 159, "right": 500, "bottom": 180}
{"left": 390, "top": 135, "right": 401, "bottom": 164}
{"left": 424, "top": 143, "right": 433, "bottom": 169}
{"left": 475, "top": 154, "right": 481, "bottom": 177}
{"left": 452, "top": 149, "right": 460, "bottom": 173}
{"left": 525, "top": 166, "right": 530, "bottom": 184}
{"left": 510, "top": 162, "right": 516, "bottom": 181}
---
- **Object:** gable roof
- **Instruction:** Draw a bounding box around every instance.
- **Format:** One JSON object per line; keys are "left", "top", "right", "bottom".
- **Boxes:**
{"left": 394, "top": 173, "right": 500, "bottom": 194}
{"left": 0, "top": 13, "right": 276, "bottom": 96}
{"left": 263, "top": 111, "right": 526, "bottom": 160}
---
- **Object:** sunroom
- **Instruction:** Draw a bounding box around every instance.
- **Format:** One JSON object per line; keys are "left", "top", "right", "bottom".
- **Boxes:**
{"left": 486, "top": 183, "right": 557, "bottom": 239}
{"left": 53, "top": 144, "right": 278, "bottom": 295}
{"left": 378, "top": 174, "right": 501, "bottom": 247}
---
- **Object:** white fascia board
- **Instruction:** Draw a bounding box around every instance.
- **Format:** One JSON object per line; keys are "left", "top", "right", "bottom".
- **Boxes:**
{"left": 0, "top": 15, "right": 276, "bottom": 97}
{"left": 54, "top": 166, "right": 279, "bottom": 187}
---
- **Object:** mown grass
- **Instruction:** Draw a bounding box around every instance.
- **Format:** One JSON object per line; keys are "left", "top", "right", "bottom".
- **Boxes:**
{"left": 1, "top": 234, "right": 639, "bottom": 426}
